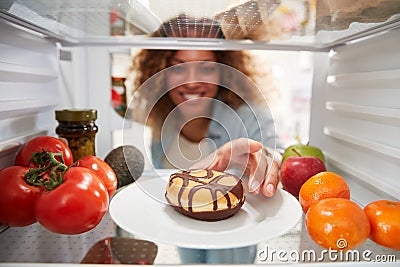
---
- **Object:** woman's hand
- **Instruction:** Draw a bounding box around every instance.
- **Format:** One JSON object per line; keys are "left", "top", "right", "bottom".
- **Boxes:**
{"left": 190, "top": 138, "right": 280, "bottom": 197}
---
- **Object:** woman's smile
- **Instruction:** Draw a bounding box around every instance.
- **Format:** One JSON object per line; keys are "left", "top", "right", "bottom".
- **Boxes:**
{"left": 181, "top": 92, "right": 203, "bottom": 100}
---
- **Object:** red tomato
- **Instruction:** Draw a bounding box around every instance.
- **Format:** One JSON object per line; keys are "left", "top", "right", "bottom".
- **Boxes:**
{"left": 0, "top": 166, "right": 41, "bottom": 226}
{"left": 76, "top": 156, "right": 117, "bottom": 197}
{"left": 34, "top": 167, "right": 109, "bottom": 234}
{"left": 15, "top": 136, "right": 73, "bottom": 167}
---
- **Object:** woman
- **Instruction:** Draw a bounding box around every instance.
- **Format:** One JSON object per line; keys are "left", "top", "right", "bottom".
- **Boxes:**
{"left": 128, "top": 14, "right": 282, "bottom": 263}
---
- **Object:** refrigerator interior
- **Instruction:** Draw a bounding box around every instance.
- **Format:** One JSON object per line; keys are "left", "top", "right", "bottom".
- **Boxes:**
{"left": 0, "top": 0, "right": 400, "bottom": 265}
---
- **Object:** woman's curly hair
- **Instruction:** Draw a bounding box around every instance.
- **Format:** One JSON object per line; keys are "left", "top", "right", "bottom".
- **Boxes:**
{"left": 129, "top": 14, "right": 262, "bottom": 136}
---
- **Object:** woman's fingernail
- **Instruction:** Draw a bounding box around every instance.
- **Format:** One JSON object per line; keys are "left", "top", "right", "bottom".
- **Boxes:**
{"left": 250, "top": 179, "right": 261, "bottom": 192}
{"left": 266, "top": 183, "right": 275, "bottom": 195}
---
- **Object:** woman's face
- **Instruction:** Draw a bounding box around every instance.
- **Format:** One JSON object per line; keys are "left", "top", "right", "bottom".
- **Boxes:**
{"left": 166, "top": 50, "right": 220, "bottom": 118}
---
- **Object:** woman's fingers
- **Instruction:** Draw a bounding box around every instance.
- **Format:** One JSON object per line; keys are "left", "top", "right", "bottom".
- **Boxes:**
{"left": 190, "top": 138, "right": 280, "bottom": 197}
{"left": 261, "top": 158, "right": 280, "bottom": 197}
{"left": 190, "top": 138, "right": 261, "bottom": 171}
{"left": 247, "top": 148, "right": 280, "bottom": 197}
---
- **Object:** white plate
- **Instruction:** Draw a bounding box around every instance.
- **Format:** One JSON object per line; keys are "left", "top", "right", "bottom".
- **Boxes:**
{"left": 109, "top": 175, "right": 302, "bottom": 249}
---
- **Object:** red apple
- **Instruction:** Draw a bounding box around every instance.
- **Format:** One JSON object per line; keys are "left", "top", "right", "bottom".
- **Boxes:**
{"left": 280, "top": 155, "right": 326, "bottom": 198}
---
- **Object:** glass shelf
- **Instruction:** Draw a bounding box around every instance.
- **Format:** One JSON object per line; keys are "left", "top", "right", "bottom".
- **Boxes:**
{"left": 1, "top": 0, "right": 400, "bottom": 51}
{"left": 1, "top": 212, "right": 399, "bottom": 265}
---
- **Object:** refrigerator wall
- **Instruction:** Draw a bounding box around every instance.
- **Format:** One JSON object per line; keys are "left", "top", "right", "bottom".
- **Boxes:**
{"left": 310, "top": 27, "right": 400, "bottom": 205}
{"left": 0, "top": 19, "right": 60, "bottom": 169}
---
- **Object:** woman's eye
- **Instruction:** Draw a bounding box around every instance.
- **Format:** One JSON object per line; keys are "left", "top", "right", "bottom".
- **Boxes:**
{"left": 201, "top": 65, "right": 217, "bottom": 74}
{"left": 169, "top": 65, "right": 185, "bottom": 73}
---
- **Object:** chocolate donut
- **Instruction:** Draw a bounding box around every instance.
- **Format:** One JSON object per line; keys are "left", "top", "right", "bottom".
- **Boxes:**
{"left": 165, "top": 169, "right": 245, "bottom": 221}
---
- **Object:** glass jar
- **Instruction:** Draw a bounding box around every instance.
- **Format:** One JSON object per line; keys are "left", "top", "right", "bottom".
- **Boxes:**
{"left": 55, "top": 109, "right": 98, "bottom": 161}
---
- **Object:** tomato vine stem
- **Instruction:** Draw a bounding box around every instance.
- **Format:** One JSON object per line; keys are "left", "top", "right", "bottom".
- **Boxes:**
{"left": 24, "top": 151, "right": 69, "bottom": 190}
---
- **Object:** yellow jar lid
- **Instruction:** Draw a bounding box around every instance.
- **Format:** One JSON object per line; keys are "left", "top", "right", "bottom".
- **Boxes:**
{"left": 55, "top": 109, "right": 97, "bottom": 121}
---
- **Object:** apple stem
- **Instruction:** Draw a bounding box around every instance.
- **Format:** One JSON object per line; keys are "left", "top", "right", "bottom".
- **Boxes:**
{"left": 291, "top": 148, "right": 302, "bottom": 157}
{"left": 306, "top": 141, "right": 310, "bottom": 145}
